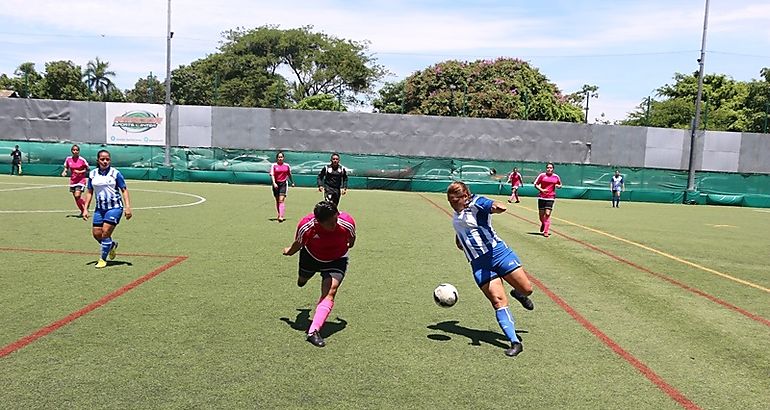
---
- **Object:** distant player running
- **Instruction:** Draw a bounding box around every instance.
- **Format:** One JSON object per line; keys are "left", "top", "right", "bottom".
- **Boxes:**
{"left": 507, "top": 167, "right": 523, "bottom": 203}
{"left": 62, "top": 144, "right": 90, "bottom": 217}
{"left": 533, "top": 162, "right": 562, "bottom": 238}
{"left": 82, "top": 150, "right": 133, "bottom": 269}
{"left": 282, "top": 201, "right": 356, "bottom": 347}
{"left": 610, "top": 169, "right": 625, "bottom": 208}
{"left": 270, "top": 151, "right": 295, "bottom": 222}
{"left": 317, "top": 153, "right": 348, "bottom": 206}
{"left": 447, "top": 181, "right": 534, "bottom": 357}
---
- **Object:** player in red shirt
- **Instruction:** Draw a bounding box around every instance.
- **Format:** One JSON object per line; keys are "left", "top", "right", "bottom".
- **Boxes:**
{"left": 533, "top": 162, "right": 562, "bottom": 237}
{"left": 507, "top": 167, "right": 523, "bottom": 203}
{"left": 270, "top": 151, "right": 295, "bottom": 222}
{"left": 61, "top": 144, "right": 90, "bottom": 216}
{"left": 282, "top": 201, "right": 356, "bottom": 347}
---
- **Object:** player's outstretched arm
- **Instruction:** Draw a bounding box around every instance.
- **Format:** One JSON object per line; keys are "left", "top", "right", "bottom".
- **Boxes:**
{"left": 282, "top": 240, "right": 302, "bottom": 256}
{"left": 491, "top": 201, "right": 507, "bottom": 214}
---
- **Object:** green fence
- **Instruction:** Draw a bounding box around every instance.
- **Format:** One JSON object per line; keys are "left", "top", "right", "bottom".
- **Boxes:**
{"left": 4, "top": 140, "right": 770, "bottom": 207}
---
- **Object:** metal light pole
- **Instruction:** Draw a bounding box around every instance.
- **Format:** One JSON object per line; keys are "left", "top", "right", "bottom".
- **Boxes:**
{"left": 163, "top": 0, "right": 173, "bottom": 166}
{"left": 584, "top": 90, "right": 590, "bottom": 124}
{"left": 685, "top": 0, "right": 710, "bottom": 197}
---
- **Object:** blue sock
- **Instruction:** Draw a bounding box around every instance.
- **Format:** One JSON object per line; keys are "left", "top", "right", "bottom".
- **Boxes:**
{"left": 495, "top": 306, "right": 520, "bottom": 343}
{"left": 100, "top": 238, "right": 113, "bottom": 260}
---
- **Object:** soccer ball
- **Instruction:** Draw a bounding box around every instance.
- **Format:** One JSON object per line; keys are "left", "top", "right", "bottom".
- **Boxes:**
{"left": 433, "top": 283, "right": 458, "bottom": 308}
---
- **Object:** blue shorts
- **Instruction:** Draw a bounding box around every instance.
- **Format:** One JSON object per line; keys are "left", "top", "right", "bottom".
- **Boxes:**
{"left": 93, "top": 207, "right": 123, "bottom": 227}
{"left": 470, "top": 242, "right": 522, "bottom": 287}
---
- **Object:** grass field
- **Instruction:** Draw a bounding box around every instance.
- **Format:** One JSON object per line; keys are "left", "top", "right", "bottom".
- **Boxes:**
{"left": 1, "top": 174, "right": 768, "bottom": 409}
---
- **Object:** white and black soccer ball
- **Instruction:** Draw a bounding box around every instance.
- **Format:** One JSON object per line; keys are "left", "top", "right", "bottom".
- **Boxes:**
{"left": 433, "top": 283, "right": 458, "bottom": 308}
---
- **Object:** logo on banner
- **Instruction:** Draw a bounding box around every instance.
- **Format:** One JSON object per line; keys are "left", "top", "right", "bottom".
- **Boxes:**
{"left": 112, "top": 110, "right": 163, "bottom": 133}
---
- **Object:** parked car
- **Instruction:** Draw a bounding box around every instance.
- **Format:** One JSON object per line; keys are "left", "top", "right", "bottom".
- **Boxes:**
{"left": 292, "top": 160, "right": 355, "bottom": 175}
{"left": 417, "top": 168, "right": 453, "bottom": 180}
{"left": 210, "top": 154, "right": 273, "bottom": 172}
{"left": 453, "top": 165, "right": 496, "bottom": 181}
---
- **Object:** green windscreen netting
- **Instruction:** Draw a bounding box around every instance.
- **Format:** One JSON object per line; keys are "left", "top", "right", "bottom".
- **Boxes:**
{"left": 3, "top": 141, "right": 770, "bottom": 207}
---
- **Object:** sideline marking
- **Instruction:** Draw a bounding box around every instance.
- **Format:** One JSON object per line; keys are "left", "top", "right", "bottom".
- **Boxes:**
{"left": 0, "top": 187, "right": 206, "bottom": 213}
{"left": 514, "top": 204, "right": 770, "bottom": 293}
{"left": 418, "top": 194, "right": 701, "bottom": 410}
{"left": 501, "top": 212, "right": 770, "bottom": 328}
{"left": 0, "top": 248, "right": 188, "bottom": 358}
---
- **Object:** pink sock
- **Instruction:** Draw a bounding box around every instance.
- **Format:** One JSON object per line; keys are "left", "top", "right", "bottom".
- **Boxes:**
{"left": 278, "top": 202, "right": 285, "bottom": 218}
{"left": 308, "top": 298, "right": 334, "bottom": 334}
{"left": 76, "top": 198, "right": 85, "bottom": 212}
{"left": 514, "top": 191, "right": 519, "bottom": 202}
{"left": 544, "top": 218, "right": 551, "bottom": 233}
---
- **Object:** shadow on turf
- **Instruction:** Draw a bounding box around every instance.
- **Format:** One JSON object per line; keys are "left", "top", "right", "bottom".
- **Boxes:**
{"left": 280, "top": 308, "right": 348, "bottom": 339}
{"left": 86, "top": 260, "right": 133, "bottom": 267}
{"left": 427, "top": 320, "right": 527, "bottom": 348}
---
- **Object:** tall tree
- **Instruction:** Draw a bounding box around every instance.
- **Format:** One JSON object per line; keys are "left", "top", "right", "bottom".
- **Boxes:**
{"left": 126, "top": 73, "right": 165, "bottom": 104}
{"left": 399, "top": 58, "right": 583, "bottom": 122}
{"left": 622, "top": 72, "right": 748, "bottom": 131}
{"left": 0, "top": 62, "right": 43, "bottom": 97}
{"left": 83, "top": 57, "right": 117, "bottom": 101}
{"left": 39, "top": 60, "right": 89, "bottom": 100}
{"left": 171, "top": 25, "right": 387, "bottom": 107}
{"left": 372, "top": 80, "right": 406, "bottom": 114}
{"left": 742, "top": 68, "right": 770, "bottom": 133}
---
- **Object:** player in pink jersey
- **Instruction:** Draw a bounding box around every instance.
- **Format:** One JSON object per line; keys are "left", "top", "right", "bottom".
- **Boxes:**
{"left": 282, "top": 201, "right": 356, "bottom": 347}
{"left": 61, "top": 144, "right": 90, "bottom": 217}
{"left": 507, "top": 167, "right": 523, "bottom": 203}
{"left": 270, "top": 151, "right": 295, "bottom": 223}
{"left": 533, "top": 162, "right": 562, "bottom": 237}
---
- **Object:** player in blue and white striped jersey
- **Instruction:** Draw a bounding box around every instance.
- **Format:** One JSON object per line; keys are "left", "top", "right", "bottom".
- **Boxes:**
{"left": 447, "top": 181, "right": 534, "bottom": 357}
{"left": 82, "top": 150, "right": 133, "bottom": 269}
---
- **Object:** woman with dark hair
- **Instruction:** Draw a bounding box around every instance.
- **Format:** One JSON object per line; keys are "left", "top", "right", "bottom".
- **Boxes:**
{"left": 533, "top": 162, "right": 562, "bottom": 237}
{"left": 270, "top": 151, "right": 295, "bottom": 222}
{"left": 62, "top": 144, "right": 90, "bottom": 216}
{"left": 282, "top": 201, "right": 356, "bottom": 347}
{"left": 82, "top": 150, "right": 132, "bottom": 269}
{"left": 446, "top": 181, "right": 534, "bottom": 357}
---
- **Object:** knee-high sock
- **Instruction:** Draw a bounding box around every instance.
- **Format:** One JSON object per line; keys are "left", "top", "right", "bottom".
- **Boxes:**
{"left": 100, "top": 238, "right": 113, "bottom": 260}
{"left": 495, "top": 306, "right": 520, "bottom": 343}
{"left": 544, "top": 217, "right": 551, "bottom": 233}
{"left": 308, "top": 298, "right": 334, "bottom": 334}
{"left": 514, "top": 190, "right": 519, "bottom": 202}
{"left": 75, "top": 197, "right": 84, "bottom": 212}
{"left": 278, "top": 202, "right": 285, "bottom": 218}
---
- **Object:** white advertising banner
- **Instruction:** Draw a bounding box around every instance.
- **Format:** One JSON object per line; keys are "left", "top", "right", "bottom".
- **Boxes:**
{"left": 106, "top": 103, "right": 166, "bottom": 145}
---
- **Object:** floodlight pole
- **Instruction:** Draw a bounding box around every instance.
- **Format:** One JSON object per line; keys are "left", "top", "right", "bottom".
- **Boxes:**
{"left": 685, "top": 0, "right": 710, "bottom": 197}
{"left": 163, "top": 0, "right": 173, "bottom": 166}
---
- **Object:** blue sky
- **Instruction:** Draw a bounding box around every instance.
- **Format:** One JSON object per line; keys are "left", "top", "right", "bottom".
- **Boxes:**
{"left": 1, "top": 0, "right": 769, "bottom": 121}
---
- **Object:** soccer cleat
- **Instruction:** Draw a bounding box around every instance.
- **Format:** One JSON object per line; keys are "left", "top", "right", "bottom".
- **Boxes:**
{"left": 505, "top": 342, "right": 523, "bottom": 357}
{"left": 515, "top": 200, "right": 520, "bottom": 203}
{"left": 510, "top": 290, "right": 535, "bottom": 311}
{"left": 95, "top": 259, "right": 108, "bottom": 269}
{"left": 307, "top": 331, "right": 326, "bottom": 347}
{"left": 507, "top": 199, "right": 512, "bottom": 203}
{"left": 108, "top": 241, "right": 118, "bottom": 260}
{"left": 543, "top": 232, "right": 550, "bottom": 238}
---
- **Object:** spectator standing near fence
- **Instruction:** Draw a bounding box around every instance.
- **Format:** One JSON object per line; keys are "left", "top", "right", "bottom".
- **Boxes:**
{"left": 62, "top": 144, "right": 90, "bottom": 217}
{"left": 610, "top": 170, "right": 625, "bottom": 208}
{"left": 534, "top": 162, "right": 562, "bottom": 238}
{"left": 317, "top": 153, "right": 348, "bottom": 206}
{"left": 271, "top": 151, "right": 295, "bottom": 222}
{"left": 10, "top": 145, "right": 22, "bottom": 176}
{"left": 507, "top": 167, "right": 523, "bottom": 203}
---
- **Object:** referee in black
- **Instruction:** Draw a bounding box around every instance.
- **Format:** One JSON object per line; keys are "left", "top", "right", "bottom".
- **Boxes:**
{"left": 317, "top": 153, "right": 348, "bottom": 206}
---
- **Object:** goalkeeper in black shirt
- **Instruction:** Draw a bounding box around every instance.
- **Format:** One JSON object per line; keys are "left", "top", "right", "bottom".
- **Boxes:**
{"left": 317, "top": 153, "right": 348, "bottom": 206}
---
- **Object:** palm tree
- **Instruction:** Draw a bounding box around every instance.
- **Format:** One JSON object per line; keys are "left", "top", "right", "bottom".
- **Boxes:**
{"left": 83, "top": 57, "right": 116, "bottom": 100}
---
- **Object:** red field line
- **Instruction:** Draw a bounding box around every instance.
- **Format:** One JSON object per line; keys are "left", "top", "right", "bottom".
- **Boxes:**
{"left": 501, "top": 212, "right": 770, "bottom": 328}
{"left": 418, "top": 194, "right": 701, "bottom": 410}
{"left": 0, "top": 249, "right": 187, "bottom": 358}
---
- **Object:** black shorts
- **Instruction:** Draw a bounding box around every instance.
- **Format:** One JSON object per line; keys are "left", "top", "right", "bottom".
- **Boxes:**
{"left": 324, "top": 188, "right": 341, "bottom": 205}
{"left": 273, "top": 181, "right": 288, "bottom": 197}
{"left": 538, "top": 198, "right": 555, "bottom": 210}
{"left": 298, "top": 248, "right": 347, "bottom": 282}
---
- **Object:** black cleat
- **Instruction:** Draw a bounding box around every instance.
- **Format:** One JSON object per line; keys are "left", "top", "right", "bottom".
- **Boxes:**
{"left": 505, "top": 342, "right": 523, "bottom": 357}
{"left": 510, "top": 289, "right": 535, "bottom": 311}
{"left": 307, "top": 331, "right": 326, "bottom": 347}
{"left": 539, "top": 222, "right": 545, "bottom": 233}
